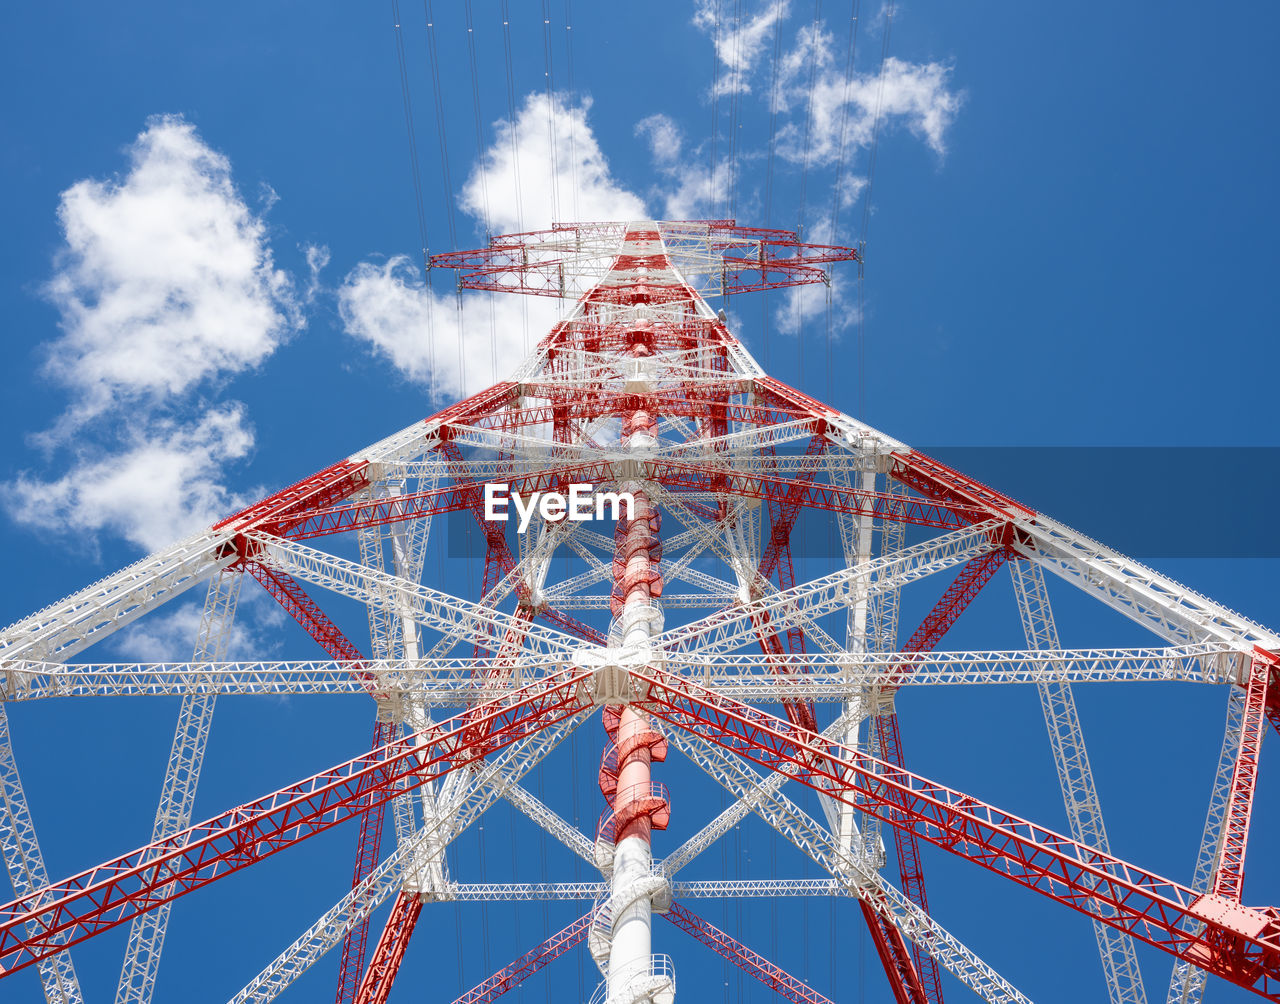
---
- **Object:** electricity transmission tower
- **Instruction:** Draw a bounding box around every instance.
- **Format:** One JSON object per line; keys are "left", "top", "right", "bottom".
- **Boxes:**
{"left": 0, "top": 220, "right": 1278, "bottom": 1004}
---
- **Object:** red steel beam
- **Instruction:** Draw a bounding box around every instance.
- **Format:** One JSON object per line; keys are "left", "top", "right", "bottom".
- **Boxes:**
{"left": 887, "top": 450, "right": 1035, "bottom": 523}
{"left": 743, "top": 432, "right": 828, "bottom": 736}
{"left": 0, "top": 669, "right": 591, "bottom": 977}
{"left": 428, "top": 225, "right": 856, "bottom": 298}
{"left": 1214, "top": 652, "right": 1274, "bottom": 901}
{"left": 1258, "top": 649, "right": 1280, "bottom": 739}
{"left": 872, "top": 713, "right": 943, "bottom": 1003}
{"left": 453, "top": 911, "right": 591, "bottom": 1004}
{"left": 437, "top": 439, "right": 606, "bottom": 648}
{"left": 240, "top": 560, "right": 395, "bottom": 1003}
{"left": 872, "top": 548, "right": 1010, "bottom": 1003}
{"left": 353, "top": 891, "right": 423, "bottom": 1004}
{"left": 334, "top": 720, "right": 398, "bottom": 1004}
{"left": 214, "top": 458, "right": 372, "bottom": 535}
{"left": 663, "top": 900, "right": 847, "bottom": 1004}
{"left": 858, "top": 899, "right": 930, "bottom": 1004}
{"left": 281, "top": 458, "right": 986, "bottom": 542}
{"left": 211, "top": 378, "right": 520, "bottom": 539}
{"left": 242, "top": 561, "right": 364, "bottom": 664}
{"left": 632, "top": 668, "right": 1280, "bottom": 1000}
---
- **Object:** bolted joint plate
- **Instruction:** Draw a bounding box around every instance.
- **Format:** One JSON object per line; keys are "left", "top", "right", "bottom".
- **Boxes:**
{"left": 574, "top": 647, "right": 659, "bottom": 706}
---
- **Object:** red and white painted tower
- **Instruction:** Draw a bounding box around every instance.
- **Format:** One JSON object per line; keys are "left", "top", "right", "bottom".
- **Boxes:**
{"left": 0, "top": 220, "right": 1278, "bottom": 1004}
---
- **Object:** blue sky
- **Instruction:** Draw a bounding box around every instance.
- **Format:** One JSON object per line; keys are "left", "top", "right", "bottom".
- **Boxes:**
{"left": 1, "top": 2, "right": 1278, "bottom": 1002}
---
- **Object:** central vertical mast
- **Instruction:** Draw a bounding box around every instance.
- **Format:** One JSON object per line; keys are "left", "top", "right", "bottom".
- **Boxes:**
{"left": 602, "top": 225, "right": 672, "bottom": 1003}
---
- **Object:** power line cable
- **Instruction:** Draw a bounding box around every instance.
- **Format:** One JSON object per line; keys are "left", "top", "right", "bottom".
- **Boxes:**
{"left": 726, "top": 0, "right": 744, "bottom": 220}
{"left": 564, "top": 0, "right": 580, "bottom": 222}
{"left": 540, "top": 0, "right": 562, "bottom": 224}
{"left": 499, "top": 1, "right": 532, "bottom": 354}
{"left": 708, "top": 0, "right": 723, "bottom": 219}
{"left": 856, "top": 0, "right": 896, "bottom": 419}
{"left": 760, "top": 0, "right": 785, "bottom": 372}
{"left": 795, "top": 1, "right": 823, "bottom": 409}
{"left": 825, "top": 0, "right": 861, "bottom": 410}
{"left": 463, "top": 0, "right": 499, "bottom": 386}
{"left": 390, "top": 0, "right": 439, "bottom": 401}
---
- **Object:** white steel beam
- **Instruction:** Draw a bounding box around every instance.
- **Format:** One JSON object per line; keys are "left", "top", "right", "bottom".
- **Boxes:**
{"left": 501, "top": 782, "right": 595, "bottom": 866}
{"left": 245, "top": 533, "right": 580, "bottom": 656}
{"left": 669, "top": 727, "right": 1030, "bottom": 1003}
{"left": 1015, "top": 519, "right": 1278, "bottom": 650}
{"left": 116, "top": 568, "right": 244, "bottom": 1004}
{"left": 0, "top": 644, "right": 1240, "bottom": 703}
{"left": 1010, "top": 559, "right": 1147, "bottom": 1004}
{"left": 0, "top": 704, "right": 83, "bottom": 1004}
{"left": 654, "top": 521, "right": 1006, "bottom": 656}
{"left": 1166, "top": 684, "right": 1247, "bottom": 1004}
{"left": 226, "top": 708, "right": 591, "bottom": 1004}
{"left": 0, "top": 532, "right": 232, "bottom": 664}
{"left": 442, "top": 879, "right": 845, "bottom": 901}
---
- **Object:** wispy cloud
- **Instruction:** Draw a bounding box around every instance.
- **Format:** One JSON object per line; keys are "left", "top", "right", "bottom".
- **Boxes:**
{"left": 6, "top": 404, "right": 256, "bottom": 554}
{"left": 338, "top": 256, "right": 561, "bottom": 399}
{"left": 635, "top": 114, "right": 683, "bottom": 166}
{"left": 110, "top": 582, "right": 286, "bottom": 661}
{"left": 694, "top": 0, "right": 791, "bottom": 97}
{"left": 776, "top": 52, "right": 963, "bottom": 164}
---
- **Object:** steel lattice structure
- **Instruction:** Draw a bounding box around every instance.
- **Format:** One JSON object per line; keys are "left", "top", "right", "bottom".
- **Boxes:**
{"left": 0, "top": 219, "right": 1278, "bottom": 1004}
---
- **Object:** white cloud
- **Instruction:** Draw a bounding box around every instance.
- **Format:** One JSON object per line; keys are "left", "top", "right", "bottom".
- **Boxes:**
{"left": 461, "top": 92, "right": 647, "bottom": 234}
{"left": 42, "top": 114, "right": 300, "bottom": 423}
{"left": 776, "top": 48, "right": 963, "bottom": 164}
{"left": 694, "top": 0, "right": 791, "bottom": 96}
{"left": 5, "top": 404, "right": 256, "bottom": 553}
{"left": 658, "top": 157, "right": 735, "bottom": 221}
{"left": 344, "top": 91, "right": 641, "bottom": 395}
{"left": 635, "top": 114, "right": 683, "bottom": 166}
{"left": 338, "top": 256, "right": 561, "bottom": 399}
{"left": 5, "top": 116, "right": 305, "bottom": 557}
{"left": 303, "top": 242, "right": 330, "bottom": 301}
{"left": 110, "top": 581, "right": 285, "bottom": 661}
{"left": 633, "top": 114, "right": 737, "bottom": 220}
{"left": 774, "top": 273, "right": 856, "bottom": 338}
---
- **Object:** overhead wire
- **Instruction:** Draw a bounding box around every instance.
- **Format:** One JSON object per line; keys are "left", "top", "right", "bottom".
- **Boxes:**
{"left": 707, "top": 0, "right": 723, "bottom": 219}
{"left": 423, "top": 1, "right": 459, "bottom": 250}
{"left": 794, "top": 0, "right": 824, "bottom": 244}
{"left": 499, "top": 0, "right": 526, "bottom": 230}
{"left": 476, "top": 820, "right": 493, "bottom": 978}
{"left": 825, "top": 0, "right": 861, "bottom": 410}
{"left": 540, "top": 0, "right": 562, "bottom": 225}
{"left": 463, "top": 0, "right": 499, "bottom": 387}
{"left": 536, "top": 764, "right": 551, "bottom": 1004}
{"left": 499, "top": 1, "right": 532, "bottom": 355}
{"left": 423, "top": 0, "right": 466, "bottom": 397}
{"left": 760, "top": 1, "right": 785, "bottom": 372}
{"left": 720, "top": 785, "right": 730, "bottom": 1002}
{"left": 564, "top": 0, "right": 580, "bottom": 223}
{"left": 726, "top": 0, "right": 744, "bottom": 221}
{"left": 857, "top": 0, "right": 896, "bottom": 420}
{"left": 792, "top": 0, "right": 823, "bottom": 602}
{"left": 794, "top": 0, "right": 824, "bottom": 398}
{"left": 390, "top": 0, "right": 438, "bottom": 402}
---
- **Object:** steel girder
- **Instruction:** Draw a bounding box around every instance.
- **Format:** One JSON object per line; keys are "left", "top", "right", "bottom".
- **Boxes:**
{"left": 115, "top": 568, "right": 243, "bottom": 1004}
{"left": 636, "top": 669, "right": 1280, "bottom": 998}
{"left": 0, "top": 669, "right": 593, "bottom": 976}
{"left": 1011, "top": 558, "right": 1148, "bottom": 1004}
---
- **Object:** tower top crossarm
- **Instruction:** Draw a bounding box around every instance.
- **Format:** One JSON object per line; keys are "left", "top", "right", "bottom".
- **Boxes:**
{"left": 428, "top": 219, "right": 860, "bottom": 301}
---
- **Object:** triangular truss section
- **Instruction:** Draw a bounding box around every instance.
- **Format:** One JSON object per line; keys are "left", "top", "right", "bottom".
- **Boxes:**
{"left": 1, "top": 220, "right": 1277, "bottom": 1004}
